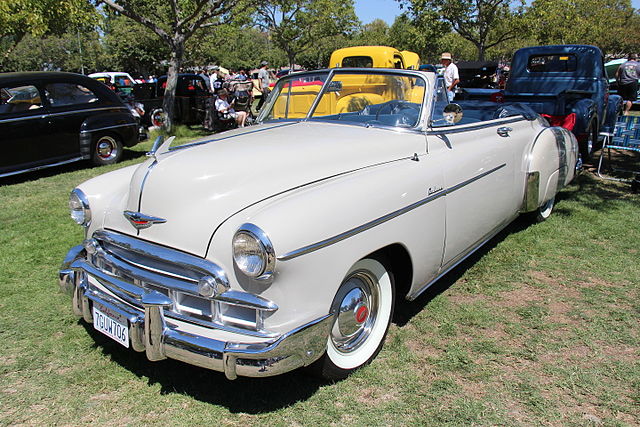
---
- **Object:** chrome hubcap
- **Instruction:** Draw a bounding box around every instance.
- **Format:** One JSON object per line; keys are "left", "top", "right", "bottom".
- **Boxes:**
{"left": 96, "top": 136, "right": 117, "bottom": 160}
{"left": 331, "top": 271, "right": 379, "bottom": 353}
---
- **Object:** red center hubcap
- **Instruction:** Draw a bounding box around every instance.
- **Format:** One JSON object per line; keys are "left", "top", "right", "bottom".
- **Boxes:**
{"left": 355, "top": 305, "right": 369, "bottom": 323}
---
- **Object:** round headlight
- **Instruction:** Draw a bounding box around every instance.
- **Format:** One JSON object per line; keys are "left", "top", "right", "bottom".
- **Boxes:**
{"left": 232, "top": 224, "right": 275, "bottom": 281}
{"left": 69, "top": 189, "right": 91, "bottom": 227}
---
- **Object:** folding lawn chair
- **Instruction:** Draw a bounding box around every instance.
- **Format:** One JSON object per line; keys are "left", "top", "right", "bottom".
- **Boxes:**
{"left": 597, "top": 115, "right": 640, "bottom": 182}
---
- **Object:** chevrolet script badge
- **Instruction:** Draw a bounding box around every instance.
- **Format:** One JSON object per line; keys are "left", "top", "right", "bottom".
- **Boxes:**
{"left": 123, "top": 211, "right": 167, "bottom": 230}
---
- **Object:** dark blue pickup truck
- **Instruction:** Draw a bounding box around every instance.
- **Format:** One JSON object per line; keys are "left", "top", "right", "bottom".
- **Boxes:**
{"left": 461, "top": 45, "right": 622, "bottom": 161}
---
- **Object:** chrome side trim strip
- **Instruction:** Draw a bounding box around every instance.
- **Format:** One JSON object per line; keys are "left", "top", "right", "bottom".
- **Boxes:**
{"left": 46, "top": 106, "right": 128, "bottom": 118}
{"left": 0, "top": 156, "right": 84, "bottom": 178}
{"left": 0, "top": 114, "right": 47, "bottom": 124}
{"left": 80, "top": 123, "right": 137, "bottom": 134}
{"left": 428, "top": 117, "right": 523, "bottom": 135}
{"left": 446, "top": 163, "right": 506, "bottom": 195}
{"left": 278, "top": 163, "right": 507, "bottom": 261}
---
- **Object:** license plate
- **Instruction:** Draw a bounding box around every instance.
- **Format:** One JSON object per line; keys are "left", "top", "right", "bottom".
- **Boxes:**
{"left": 93, "top": 304, "right": 129, "bottom": 348}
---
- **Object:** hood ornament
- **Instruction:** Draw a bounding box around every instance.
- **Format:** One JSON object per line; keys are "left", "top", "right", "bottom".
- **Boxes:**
{"left": 124, "top": 211, "right": 166, "bottom": 230}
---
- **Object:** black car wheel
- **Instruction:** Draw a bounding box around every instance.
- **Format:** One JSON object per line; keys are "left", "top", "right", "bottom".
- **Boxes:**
{"left": 580, "top": 119, "right": 597, "bottom": 163}
{"left": 91, "top": 133, "right": 122, "bottom": 166}
{"left": 150, "top": 108, "right": 166, "bottom": 128}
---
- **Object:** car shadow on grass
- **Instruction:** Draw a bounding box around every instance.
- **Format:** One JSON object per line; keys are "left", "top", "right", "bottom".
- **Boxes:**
{"left": 393, "top": 212, "right": 533, "bottom": 327}
{"left": 80, "top": 322, "right": 326, "bottom": 413}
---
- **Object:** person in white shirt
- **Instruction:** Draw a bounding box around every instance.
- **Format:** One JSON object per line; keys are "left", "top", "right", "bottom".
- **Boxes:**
{"left": 441, "top": 52, "right": 459, "bottom": 102}
{"left": 215, "top": 89, "right": 246, "bottom": 127}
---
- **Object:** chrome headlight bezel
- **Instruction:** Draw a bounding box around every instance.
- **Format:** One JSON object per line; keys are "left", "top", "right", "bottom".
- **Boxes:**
{"left": 69, "top": 188, "right": 91, "bottom": 227}
{"left": 232, "top": 223, "right": 276, "bottom": 281}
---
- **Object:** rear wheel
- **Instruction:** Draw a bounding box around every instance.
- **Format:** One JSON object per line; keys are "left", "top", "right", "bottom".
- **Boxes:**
{"left": 535, "top": 196, "right": 555, "bottom": 222}
{"left": 91, "top": 133, "right": 122, "bottom": 166}
{"left": 580, "top": 119, "right": 597, "bottom": 163}
{"left": 150, "top": 108, "right": 165, "bottom": 128}
{"left": 311, "top": 257, "right": 395, "bottom": 381}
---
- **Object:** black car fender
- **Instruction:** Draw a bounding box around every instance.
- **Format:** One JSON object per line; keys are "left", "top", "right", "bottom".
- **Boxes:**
{"left": 79, "top": 110, "right": 139, "bottom": 157}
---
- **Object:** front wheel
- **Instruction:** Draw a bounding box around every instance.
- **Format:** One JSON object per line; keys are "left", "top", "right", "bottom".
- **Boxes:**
{"left": 311, "top": 257, "right": 395, "bottom": 381}
{"left": 91, "top": 133, "right": 122, "bottom": 166}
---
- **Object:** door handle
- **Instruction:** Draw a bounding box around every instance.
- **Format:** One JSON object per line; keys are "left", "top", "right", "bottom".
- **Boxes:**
{"left": 497, "top": 127, "right": 512, "bottom": 137}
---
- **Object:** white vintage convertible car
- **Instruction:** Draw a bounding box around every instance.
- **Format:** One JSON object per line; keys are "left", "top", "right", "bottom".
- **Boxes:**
{"left": 59, "top": 69, "right": 578, "bottom": 380}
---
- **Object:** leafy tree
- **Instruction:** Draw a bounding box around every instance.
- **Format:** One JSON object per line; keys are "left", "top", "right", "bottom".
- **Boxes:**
{"left": 397, "top": 0, "right": 526, "bottom": 60}
{"left": 352, "top": 19, "right": 391, "bottom": 47}
{"left": 388, "top": 13, "right": 448, "bottom": 63}
{"left": 254, "top": 0, "right": 360, "bottom": 69}
{"left": 101, "top": 13, "right": 169, "bottom": 77}
{"left": 527, "top": 0, "right": 639, "bottom": 56}
{"left": 0, "top": 0, "right": 96, "bottom": 70}
{"left": 2, "top": 30, "right": 103, "bottom": 73}
{"left": 99, "top": 0, "right": 254, "bottom": 131}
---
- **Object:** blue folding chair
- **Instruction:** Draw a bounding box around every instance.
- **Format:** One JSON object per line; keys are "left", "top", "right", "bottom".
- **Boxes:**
{"left": 597, "top": 115, "right": 640, "bottom": 182}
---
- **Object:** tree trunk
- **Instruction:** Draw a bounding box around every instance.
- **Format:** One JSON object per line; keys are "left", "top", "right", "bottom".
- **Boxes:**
{"left": 287, "top": 50, "right": 295, "bottom": 72}
{"left": 162, "top": 40, "right": 184, "bottom": 133}
{"left": 0, "top": 33, "right": 25, "bottom": 71}
{"left": 476, "top": 43, "right": 486, "bottom": 61}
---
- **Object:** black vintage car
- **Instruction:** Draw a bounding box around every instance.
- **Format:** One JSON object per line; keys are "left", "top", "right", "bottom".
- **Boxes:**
{"left": 133, "top": 73, "right": 210, "bottom": 127}
{"left": 0, "top": 72, "right": 140, "bottom": 178}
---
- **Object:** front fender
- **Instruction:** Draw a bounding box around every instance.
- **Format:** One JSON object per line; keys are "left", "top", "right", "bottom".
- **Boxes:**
{"left": 206, "top": 157, "right": 444, "bottom": 333}
{"left": 75, "top": 164, "right": 140, "bottom": 237}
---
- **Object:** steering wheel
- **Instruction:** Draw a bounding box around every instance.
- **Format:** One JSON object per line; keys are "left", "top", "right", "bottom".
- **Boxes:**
{"left": 374, "top": 100, "right": 419, "bottom": 121}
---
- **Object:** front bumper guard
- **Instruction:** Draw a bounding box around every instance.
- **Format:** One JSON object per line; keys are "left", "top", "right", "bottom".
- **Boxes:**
{"left": 59, "top": 245, "right": 333, "bottom": 380}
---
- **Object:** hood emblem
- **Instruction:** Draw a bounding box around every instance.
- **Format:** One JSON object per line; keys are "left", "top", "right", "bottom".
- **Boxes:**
{"left": 124, "top": 211, "right": 166, "bottom": 230}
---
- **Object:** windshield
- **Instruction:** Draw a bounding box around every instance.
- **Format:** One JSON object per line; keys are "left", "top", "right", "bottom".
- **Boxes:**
{"left": 259, "top": 70, "right": 426, "bottom": 128}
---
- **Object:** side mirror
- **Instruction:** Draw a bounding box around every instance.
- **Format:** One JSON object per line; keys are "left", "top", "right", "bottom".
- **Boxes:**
{"left": 443, "top": 103, "right": 463, "bottom": 124}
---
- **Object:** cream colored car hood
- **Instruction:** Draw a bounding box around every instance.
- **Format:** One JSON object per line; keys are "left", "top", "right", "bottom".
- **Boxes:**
{"left": 102, "top": 121, "right": 424, "bottom": 256}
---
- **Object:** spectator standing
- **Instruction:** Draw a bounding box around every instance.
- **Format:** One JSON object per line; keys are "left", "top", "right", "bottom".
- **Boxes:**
{"left": 441, "top": 52, "right": 459, "bottom": 102}
{"left": 209, "top": 66, "right": 219, "bottom": 92}
{"left": 199, "top": 69, "right": 210, "bottom": 90}
{"left": 256, "top": 61, "right": 271, "bottom": 112}
{"left": 616, "top": 53, "right": 640, "bottom": 115}
{"left": 212, "top": 70, "right": 225, "bottom": 94}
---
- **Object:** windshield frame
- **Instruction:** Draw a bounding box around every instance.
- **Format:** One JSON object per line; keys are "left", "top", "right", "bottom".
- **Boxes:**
{"left": 257, "top": 68, "right": 431, "bottom": 130}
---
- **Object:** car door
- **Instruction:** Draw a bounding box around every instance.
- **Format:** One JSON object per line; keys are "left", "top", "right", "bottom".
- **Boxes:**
{"left": 428, "top": 84, "right": 524, "bottom": 269}
{"left": 0, "top": 82, "right": 50, "bottom": 175}
{"left": 41, "top": 80, "right": 102, "bottom": 159}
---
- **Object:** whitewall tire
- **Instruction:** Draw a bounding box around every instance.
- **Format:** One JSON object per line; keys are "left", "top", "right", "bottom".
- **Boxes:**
{"left": 313, "top": 257, "right": 395, "bottom": 380}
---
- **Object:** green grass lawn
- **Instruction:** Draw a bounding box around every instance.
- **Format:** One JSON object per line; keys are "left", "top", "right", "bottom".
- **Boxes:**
{"left": 1, "top": 132, "right": 638, "bottom": 426}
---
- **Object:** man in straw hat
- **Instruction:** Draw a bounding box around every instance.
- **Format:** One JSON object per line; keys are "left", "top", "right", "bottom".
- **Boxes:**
{"left": 440, "top": 52, "right": 459, "bottom": 102}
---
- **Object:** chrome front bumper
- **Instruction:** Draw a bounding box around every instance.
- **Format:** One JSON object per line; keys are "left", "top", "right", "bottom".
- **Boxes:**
{"left": 59, "top": 245, "right": 333, "bottom": 380}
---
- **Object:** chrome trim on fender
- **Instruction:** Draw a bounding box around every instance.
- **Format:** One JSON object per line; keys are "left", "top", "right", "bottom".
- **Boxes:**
{"left": 279, "top": 163, "right": 507, "bottom": 261}
{"left": 80, "top": 123, "right": 137, "bottom": 134}
{"left": 0, "top": 156, "right": 85, "bottom": 178}
{"left": 428, "top": 117, "right": 524, "bottom": 135}
{"left": 522, "top": 171, "right": 541, "bottom": 213}
{"left": 0, "top": 114, "right": 47, "bottom": 124}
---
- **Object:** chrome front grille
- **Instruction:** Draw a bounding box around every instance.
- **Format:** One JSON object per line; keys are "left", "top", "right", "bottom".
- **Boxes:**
{"left": 83, "top": 230, "right": 278, "bottom": 338}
